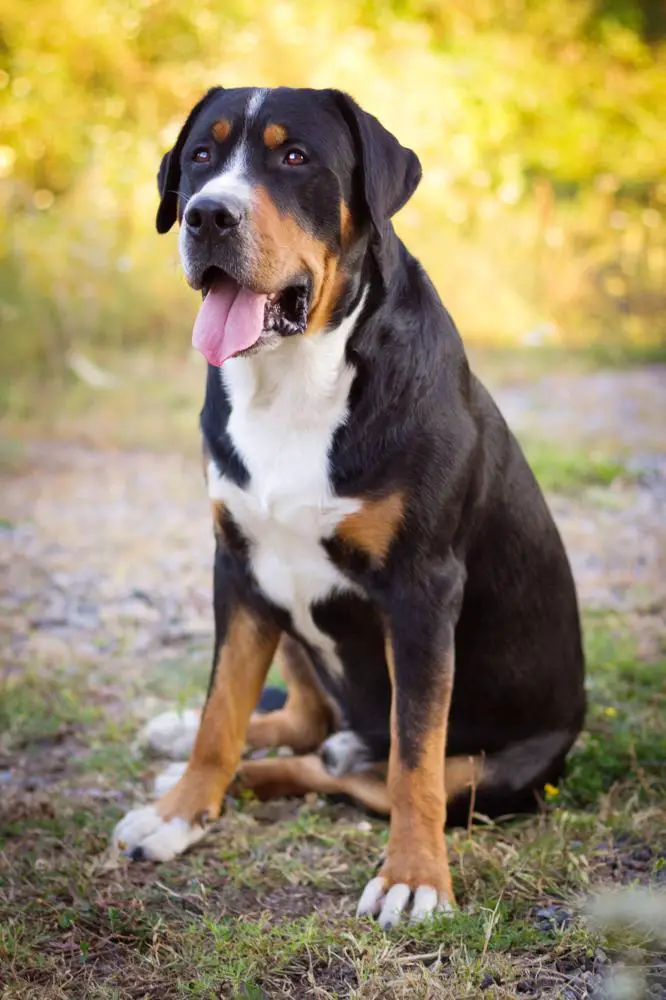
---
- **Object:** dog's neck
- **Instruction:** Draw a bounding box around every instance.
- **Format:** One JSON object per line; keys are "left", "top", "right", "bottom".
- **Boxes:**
{"left": 221, "top": 289, "right": 368, "bottom": 417}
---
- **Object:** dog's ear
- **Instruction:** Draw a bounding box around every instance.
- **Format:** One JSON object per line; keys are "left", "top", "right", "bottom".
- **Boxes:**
{"left": 331, "top": 91, "right": 421, "bottom": 246}
{"left": 156, "top": 87, "right": 224, "bottom": 234}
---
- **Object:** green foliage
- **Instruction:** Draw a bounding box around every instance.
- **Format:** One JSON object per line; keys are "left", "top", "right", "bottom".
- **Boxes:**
{"left": 0, "top": 0, "right": 665, "bottom": 384}
{"left": 561, "top": 614, "right": 666, "bottom": 807}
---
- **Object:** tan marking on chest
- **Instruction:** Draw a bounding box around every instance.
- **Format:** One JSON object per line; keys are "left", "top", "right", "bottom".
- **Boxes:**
{"left": 337, "top": 493, "right": 405, "bottom": 561}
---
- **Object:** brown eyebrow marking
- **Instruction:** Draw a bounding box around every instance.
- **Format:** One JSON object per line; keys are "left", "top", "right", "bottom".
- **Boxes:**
{"left": 212, "top": 119, "right": 231, "bottom": 142}
{"left": 263, "top": 123, "right": 288, "bottom": 149}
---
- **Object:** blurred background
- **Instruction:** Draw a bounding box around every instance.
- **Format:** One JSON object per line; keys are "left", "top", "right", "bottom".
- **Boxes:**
{"left": 1, "top": 0, "right": 665, "bottom": 426}
{"left": 1, "top": 6, "right": 665, "bottom": 991}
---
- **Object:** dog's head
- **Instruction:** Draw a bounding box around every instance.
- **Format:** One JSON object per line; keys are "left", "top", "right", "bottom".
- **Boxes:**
{"left": 156, "top": 86, "right": 421, "bottom": 365}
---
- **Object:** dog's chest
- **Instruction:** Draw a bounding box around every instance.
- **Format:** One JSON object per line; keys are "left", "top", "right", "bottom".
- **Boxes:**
{"left": 207, "top": 332, "right": 360, "bottom": 669}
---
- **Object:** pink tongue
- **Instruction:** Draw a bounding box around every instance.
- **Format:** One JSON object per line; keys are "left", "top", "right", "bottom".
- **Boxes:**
{"left": 192, "top": 281, "right": 267, "bottom": 367}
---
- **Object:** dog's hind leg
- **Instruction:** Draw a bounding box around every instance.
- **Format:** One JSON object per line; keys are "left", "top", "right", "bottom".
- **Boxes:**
{"left": 233, "top": 753, "right": 391, "bottom": 814}
{"left": 245, "top": 636, "right": 335, "bottom": 753}
{"left": 232, "top": 752, "right": 486, "bottom": 817}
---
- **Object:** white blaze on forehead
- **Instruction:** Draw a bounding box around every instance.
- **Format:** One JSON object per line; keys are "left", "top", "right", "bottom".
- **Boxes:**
{"left": 245, "top": 87, "right": 268, "bottom": 122}
{"left": 179, "top": 88, "right": 269, "bottom": 277}
{"left": 185, "top": 87, "right": 268, "bottom": 211}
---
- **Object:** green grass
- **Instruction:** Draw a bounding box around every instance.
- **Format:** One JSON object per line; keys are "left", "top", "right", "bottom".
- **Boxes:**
{"left": 520, "top": 439, "right": 628, "bottom": 493}
{"left": 1, "top": 611, "right": 664, "bottom": 998}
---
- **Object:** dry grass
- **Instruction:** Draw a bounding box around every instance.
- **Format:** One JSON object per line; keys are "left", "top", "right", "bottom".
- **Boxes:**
{"left": 1, "top": 607, "right": 664, "bottom": 999}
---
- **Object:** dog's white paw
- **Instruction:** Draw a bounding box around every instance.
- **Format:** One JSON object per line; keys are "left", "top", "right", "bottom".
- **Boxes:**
{"left": 153, "top": 761, "right": 188, "bottom": 798}
{"left": 140, "top": 709, "right": 200, "bottom": 759}
{"left": 112, "top": 805, "right": 207, "bottom": 862}
{"left": 320, "top": 730, "right": 369, "bottom": 777}
{"left": 356, "top": 876, "right": 453, "bottom": 929}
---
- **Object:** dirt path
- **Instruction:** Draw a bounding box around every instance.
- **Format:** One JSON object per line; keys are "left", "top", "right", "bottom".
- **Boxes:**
{"left": 2, "top": 366, "right": 665, "bottom": 681}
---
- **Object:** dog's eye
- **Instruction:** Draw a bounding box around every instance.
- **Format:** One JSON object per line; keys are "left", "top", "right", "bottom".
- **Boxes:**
{"left": 283, "top": 148, "right": 308, "bottom": 166}
{"left": 192, "top": 147, "right": 211, "bottom": 164}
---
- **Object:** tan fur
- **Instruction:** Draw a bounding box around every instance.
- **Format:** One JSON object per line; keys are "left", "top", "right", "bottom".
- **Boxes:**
{"left": 251, "top": 186, "right": 344, "bottom": 336}
{"left": 382, "top": 640, "right": 456, "bottom": 902}
{"left": 233, "top": 754, "right": 392, "bottom": 815}
{"left": 153, "top": 607, "right": 279, "bottom": 825}
{"left": 263, "top": 123, "right": 288, "bottom": 149}
{"left": 246, "top": 636, "right": 336, "bottom": 752}
{"left": 337, "top": 493, "right": 404, "bottom": 561}
{"left": 231, "top": 751, "right": 483, "bottom": 818}
{"left": 210, "top": 501, "right": 225, "bottom": 539}
{"left": 212, "top": 118, "right": 231, "bottom": 142}
{"left": 340, "top": 200, "right": 354, "bottom": 248}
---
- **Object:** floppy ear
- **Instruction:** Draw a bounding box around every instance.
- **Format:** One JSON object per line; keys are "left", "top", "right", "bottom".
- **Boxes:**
{"left": 331, "top": 91, "right": 422, "bottom": 238}
{"left": 156, "top": 86, "right": 224, "bottom": 234}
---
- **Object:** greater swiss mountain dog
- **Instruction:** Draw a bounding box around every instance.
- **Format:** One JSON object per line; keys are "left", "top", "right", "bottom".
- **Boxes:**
{"left": 113, "top": 86, "right": 585, "bottom": 928}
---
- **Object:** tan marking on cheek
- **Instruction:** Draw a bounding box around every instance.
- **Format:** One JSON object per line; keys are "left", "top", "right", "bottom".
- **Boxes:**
{"left": 337, "top": 493, "right": 404, "bottom": 561}
{"left": 340, "top": 200, "right": 354, "bottom": 248}
{"left": 251, "top": 186, "right": 346, "bottom": 336}
{"left": 212, "top": 118, "right": 231, "bottom": 142}
{"left": 305, "top": 254, "right": 344, "bottom": 336}
{"left": 210, "top": 500, "right": 226, "bottom": 539}
{"left": 155, "top": 607, "right": 279, "bottom": 825}
{"left": 263, "top": 123, "right": 288, "bottom": 149}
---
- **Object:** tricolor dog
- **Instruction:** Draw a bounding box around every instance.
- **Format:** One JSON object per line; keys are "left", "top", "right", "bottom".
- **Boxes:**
{"left": 113, "top": 86, "right": 585, "bottom": 928}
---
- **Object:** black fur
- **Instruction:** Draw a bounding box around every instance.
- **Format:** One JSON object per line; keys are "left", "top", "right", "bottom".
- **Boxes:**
{"left": 159, "top": 86, "right": 586, "bottom": 821}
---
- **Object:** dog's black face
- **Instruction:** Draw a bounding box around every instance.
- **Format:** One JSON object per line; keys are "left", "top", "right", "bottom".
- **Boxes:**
{"left": 156, "top": 87, "right": 421, "bottom": 365}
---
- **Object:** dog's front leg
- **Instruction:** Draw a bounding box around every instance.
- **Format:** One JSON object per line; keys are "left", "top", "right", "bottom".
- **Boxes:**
{"left": 114, "top": 601, "right": 279, "bottom": 861}
{"left": 357, "top": 555, "right": 464, "bottom": 928}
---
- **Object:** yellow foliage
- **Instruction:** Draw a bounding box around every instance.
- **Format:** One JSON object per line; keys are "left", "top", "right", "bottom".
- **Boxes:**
{"left": 0, "top": 0, "right": 665, "bottom": 378}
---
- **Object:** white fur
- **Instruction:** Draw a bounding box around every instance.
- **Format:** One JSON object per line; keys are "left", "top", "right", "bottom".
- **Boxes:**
{"left": 193, "top": 156, "right": 253, "bottom": 206}
{"left": 321, "top": 730, "right": 369, "bottom": 776}
{"left": 246, "top": 88, "right": 267, "bottom": 121}
{"left": 356, "top": 876, "right": 453, "bottom": 928}
{"left": 153, "top": 761, "right": 188, "bottom": 798}
{"left": 179, "top": 87, "right": 267, "bottom": 274}
{"left": 141, "top": 709, "right": 200, "bottom": 759}
{"left": 208, "top": 295, "right": 367, "bottom": 680}
{"left": 113, "top": 806, "right": 207, "bottom": 862}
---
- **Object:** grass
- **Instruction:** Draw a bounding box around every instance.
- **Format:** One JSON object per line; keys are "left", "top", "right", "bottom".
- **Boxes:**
{"left": 1, "top": 611, "right": 664, "bottom": 999}
{"left": 520, "top": 439, "right": 628, "bottom": 493}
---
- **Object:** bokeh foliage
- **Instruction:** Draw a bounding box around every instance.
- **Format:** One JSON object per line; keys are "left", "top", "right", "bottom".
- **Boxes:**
{"left": 1, "top": 0, "right": 665, "bottom": 382}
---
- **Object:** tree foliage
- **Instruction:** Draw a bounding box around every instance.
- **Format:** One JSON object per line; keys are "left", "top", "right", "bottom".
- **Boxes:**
{"left": 0, "top": 0, "right": 664, "bottom": 375}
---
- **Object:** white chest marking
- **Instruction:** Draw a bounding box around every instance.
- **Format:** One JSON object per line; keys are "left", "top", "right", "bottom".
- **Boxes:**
{"left": 207, "top": 297, "right": 366, "bottom": 676}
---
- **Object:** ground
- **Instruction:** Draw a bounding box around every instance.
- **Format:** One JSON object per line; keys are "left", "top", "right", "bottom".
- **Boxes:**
{"left": 1, "top": 350, "right": 665, "bottom": 999}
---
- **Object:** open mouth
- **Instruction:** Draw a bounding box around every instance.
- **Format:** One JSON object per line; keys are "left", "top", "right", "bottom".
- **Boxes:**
{"left": 192, "top": 266, "right": 310, "bottom": 367}
{"left": 264, "top": 282, "right": 310, "bottom": 336}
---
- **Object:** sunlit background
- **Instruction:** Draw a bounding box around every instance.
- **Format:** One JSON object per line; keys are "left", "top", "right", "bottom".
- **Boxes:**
{"left": 1, "top": 0, "right": 665, "bottom": 410}
{"left": 1, "top": 6, "right": 666, "bottom": 991}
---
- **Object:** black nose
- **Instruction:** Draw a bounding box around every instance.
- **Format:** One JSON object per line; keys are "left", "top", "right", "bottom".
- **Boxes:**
{"left": 184, "top": 196, "right": 243, "bottom": 238}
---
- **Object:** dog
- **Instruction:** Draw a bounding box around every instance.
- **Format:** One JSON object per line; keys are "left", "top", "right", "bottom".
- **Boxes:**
{"left": 113, "top": 86, "right": 585, "bottom": 928}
